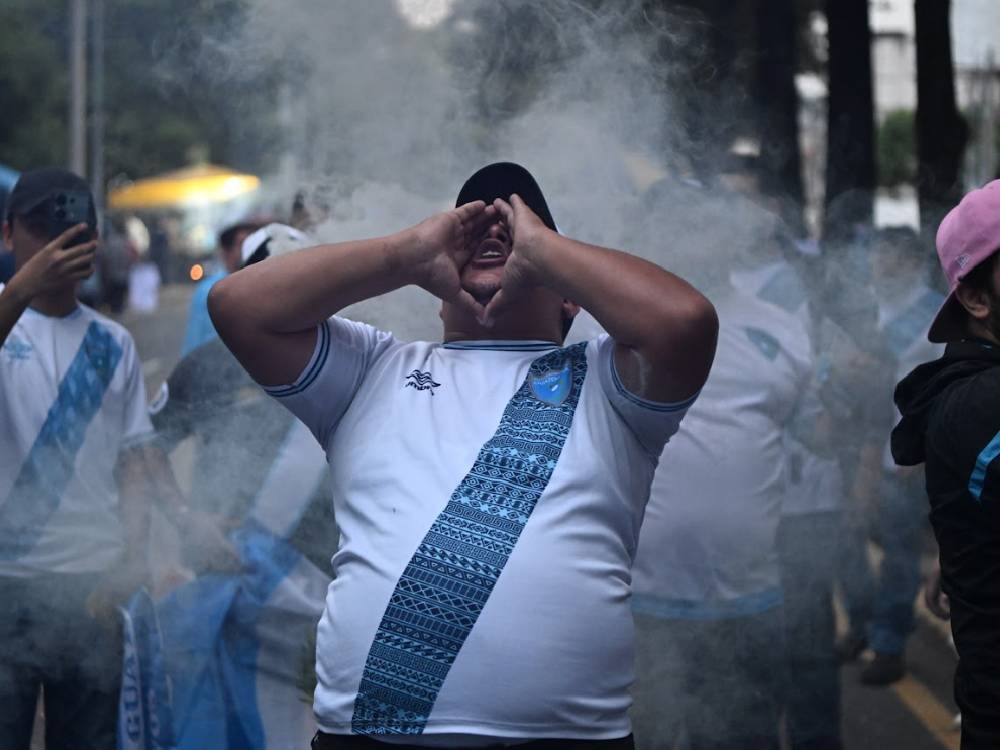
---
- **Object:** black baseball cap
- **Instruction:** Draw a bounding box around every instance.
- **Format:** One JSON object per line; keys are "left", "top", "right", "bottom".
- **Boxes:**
{"left": 5, "top": 167, "right": 97, "bottom": 226}
{"left": 218, "top": 220, "right": 266, "bottom": 250}
{"left": 455, "top": 162, "right": 557, "bottom": 232}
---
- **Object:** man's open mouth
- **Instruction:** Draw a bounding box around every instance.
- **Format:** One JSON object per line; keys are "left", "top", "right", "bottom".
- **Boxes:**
{"left": 471, "top": 238, "right": 508, "bottom": 265}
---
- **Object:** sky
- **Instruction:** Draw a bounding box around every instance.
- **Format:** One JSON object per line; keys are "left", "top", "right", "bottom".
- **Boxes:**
{"left": 952, "top": 0, "right": 1000, "bottom": 68}
{"left": 872, "top": 0, "right": 999, "bottom": 68}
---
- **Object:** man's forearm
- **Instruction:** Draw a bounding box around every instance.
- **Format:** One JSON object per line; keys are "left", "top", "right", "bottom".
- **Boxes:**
{"left": 208, "top": 229, "right": 422, "bottom": 385}
{"left": 209, "top": 230, "right": 420, "bottom": 336}
{"left": 531, "top": 231, "right": 716, "bottom": 362}
{"left": 117, "top": 448, "right": 151, "bottom": 569}
{"left": 143, "top": 442, "right": 191, "bottom": 524}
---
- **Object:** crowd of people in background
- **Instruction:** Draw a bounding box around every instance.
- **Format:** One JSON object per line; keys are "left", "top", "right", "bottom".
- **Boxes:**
{"left": 1, "top": 159, "right": 999, "bottom": 750}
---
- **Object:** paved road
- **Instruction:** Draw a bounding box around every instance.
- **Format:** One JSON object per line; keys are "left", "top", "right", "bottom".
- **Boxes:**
{"left": 116, "top": 282, "right": 194, "bottom": 394}
{"left": 109, "top": 283, "right": 965, "bottom": 750}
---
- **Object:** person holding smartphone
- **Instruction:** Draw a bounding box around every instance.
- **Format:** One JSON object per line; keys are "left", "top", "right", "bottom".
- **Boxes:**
{"left": 0, "top": 168, "right": 155, "bottom": 749}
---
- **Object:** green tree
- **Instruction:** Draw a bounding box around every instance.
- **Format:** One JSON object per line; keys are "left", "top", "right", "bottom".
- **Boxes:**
{"left": 0, "top": 0, "right": 284, "bottom": 180}
{"left": 0, "top": 1, "right": 70, "bottom": 170}
{"left": 877, "top": 109, "right": 916, "bottom": 187}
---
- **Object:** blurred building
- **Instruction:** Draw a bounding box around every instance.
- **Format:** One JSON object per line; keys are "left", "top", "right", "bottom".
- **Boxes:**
{"left": 866, "top": 0, "right": 1000, "bottom": 221}
{"left": 870, "top": 0, "right": 1000, "bottom": 118}
{"left": 870, "top": 0, "right": 917, "bottom": 121}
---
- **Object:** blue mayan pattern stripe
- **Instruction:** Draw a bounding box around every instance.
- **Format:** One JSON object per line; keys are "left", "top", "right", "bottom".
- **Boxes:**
{"left": 0, "top": 321, "right": 122, "bottom": 560}
{"left": 351, "top": 343, "right": 589, "bottom": 736}
{"left": 969, "top": 428, "right": 1000, "bottom": 502}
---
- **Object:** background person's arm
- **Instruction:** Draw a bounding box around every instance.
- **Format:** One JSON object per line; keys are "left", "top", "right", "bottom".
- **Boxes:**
{"left": 486, "top": 196, "right": 718, "bottom": 403}
{"left": 86, "top": 445, "right": 151, "bottom": 622}
{"left": 141, "top": 442, "right": 241, "bottom": 572}
{"left": 208, "top": 201, "right": 497, "bottom": 386}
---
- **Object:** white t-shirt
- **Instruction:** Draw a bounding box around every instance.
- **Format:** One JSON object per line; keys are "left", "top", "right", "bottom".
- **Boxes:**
{"left": 0, "top": 292, "right": 153, "bottom": 576}
{"left": 267, "top": 318, "right": 693, "bottom": 742}
{"left": 632, "top": 284, "right": 812, "bottom": 619}
{"left": 733, "top": 261, "right": 843, "bottom": 516}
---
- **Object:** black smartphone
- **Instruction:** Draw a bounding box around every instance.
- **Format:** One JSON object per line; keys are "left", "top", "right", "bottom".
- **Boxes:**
{"left": 46, "top": 190, "right": 94, "bottom": 241}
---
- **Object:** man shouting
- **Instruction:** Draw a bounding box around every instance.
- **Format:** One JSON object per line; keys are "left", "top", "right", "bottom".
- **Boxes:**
{"left": 209, "top": 162, "right": 718, "bottom": 749}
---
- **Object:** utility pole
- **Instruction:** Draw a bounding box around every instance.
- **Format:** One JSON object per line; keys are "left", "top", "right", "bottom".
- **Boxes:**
{"left": 69, "top": 0, "right": 88, "bottom": 176}
{"left": 90, "top": 0, "right": 105, "bottom": 213}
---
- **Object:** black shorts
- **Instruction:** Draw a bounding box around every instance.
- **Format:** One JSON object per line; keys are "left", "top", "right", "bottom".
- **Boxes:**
{"left": 311, "top": 732, "right": 635, "bottom": 750}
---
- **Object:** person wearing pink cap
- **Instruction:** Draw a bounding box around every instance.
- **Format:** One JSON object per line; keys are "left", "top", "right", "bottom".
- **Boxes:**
{"left": 892, "top": 179, "right": 1000, "bottom": 749}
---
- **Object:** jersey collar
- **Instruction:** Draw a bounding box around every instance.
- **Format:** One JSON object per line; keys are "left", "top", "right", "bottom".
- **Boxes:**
{"left": 441, "top": 340, "right": 559, "bottom": 352}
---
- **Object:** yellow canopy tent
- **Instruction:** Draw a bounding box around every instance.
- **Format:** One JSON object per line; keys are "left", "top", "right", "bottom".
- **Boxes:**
{"left": 107, "top": 164, "right": 260, "bottom": 210}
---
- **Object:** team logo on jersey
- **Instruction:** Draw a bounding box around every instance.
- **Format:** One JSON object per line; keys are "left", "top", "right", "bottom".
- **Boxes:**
{"left": 2, "top": 336, "right": 32, "bottom": 362}
{"left": 530, "top": 361, "right": 572, "bottom": 405}
{"left": 744, "top": 327, "right": 780, "bottom": 361}
{"left": 404, "top": 369, "right": 440, "bottom": 395}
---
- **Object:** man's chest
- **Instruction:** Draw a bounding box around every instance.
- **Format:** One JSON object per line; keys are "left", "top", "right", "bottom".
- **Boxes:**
{"left": 1, "top": 321, "right": 126, "bottom": 452}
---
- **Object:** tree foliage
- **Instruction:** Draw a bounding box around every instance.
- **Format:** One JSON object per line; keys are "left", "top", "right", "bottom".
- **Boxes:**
{"left": 0, "top": 0, "right": 283, "bottom": 180}
{"left": 0, "top": 2, "right": 71, "bottom": 170}
{"left": 877, "top": 109, "right": 916, "bottom": 187}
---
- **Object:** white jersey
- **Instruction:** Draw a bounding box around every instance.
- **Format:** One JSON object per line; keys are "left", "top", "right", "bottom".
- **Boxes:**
{"left": 732, "top": 261, "right": 843, "bottom": 517}
{"left": 783, "top": 379, "right": 844, "bottom": 516}
{"left": 0, "top": 291, "right": 153, "bottom": 576}
{"left": 632, "top": 285, "right": 811, "bottom": 618}
{"left": 267, "top": 318, "right": 693, "bottom": 742}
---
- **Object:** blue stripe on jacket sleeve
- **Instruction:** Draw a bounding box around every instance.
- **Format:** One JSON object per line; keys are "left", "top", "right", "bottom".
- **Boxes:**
{"left": 969, "top": 428, "right": 1000, "bottom": 502}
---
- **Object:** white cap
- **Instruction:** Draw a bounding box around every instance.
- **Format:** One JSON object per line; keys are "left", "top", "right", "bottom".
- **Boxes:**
{"left": 240, "top": 223, "right": 313, "bottom": 268}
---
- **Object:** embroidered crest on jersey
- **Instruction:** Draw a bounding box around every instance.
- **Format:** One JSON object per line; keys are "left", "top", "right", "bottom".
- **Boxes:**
{"left": 2, "top": 336, "right": 32, "bottom": 362}
{"left": 404, "top": 370, "right": 440, "bottom": 395}
{"left": 351, "top": 343, "right": 589, "bottom": 736}
{"left": 744, "top": 326, "right": 781, "bottom": 361}
{"left": 0, "top": 322, "right": 123, "bottom": 559}
{"left": 529, "top": 362, "right": 572, "bottom": 405}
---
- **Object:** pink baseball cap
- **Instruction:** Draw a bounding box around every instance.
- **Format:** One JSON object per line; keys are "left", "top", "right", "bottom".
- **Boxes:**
{"left": 928, "top": 180, "right": 1000, "bottom": 342}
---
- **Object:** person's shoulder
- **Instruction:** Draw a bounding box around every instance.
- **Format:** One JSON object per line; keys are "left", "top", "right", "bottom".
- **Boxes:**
{"left": 197, "top": 270, "right": 226, "bottom": 291}
{"left": 929, "top": 366, "right": 1000, "bottom": 443}
{"left": 946, "top": 365, "right": 1000, "bottom": 414}
{"left": 76, "top": 303, "right": 135, "bottom": 345}
{"left": 189, "top": 271, "right": 226, "bottom": 303}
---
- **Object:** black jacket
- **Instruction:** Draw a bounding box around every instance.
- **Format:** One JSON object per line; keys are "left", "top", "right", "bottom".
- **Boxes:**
{"left": 893, "top": 339, "right": 1000, "bottom": 674}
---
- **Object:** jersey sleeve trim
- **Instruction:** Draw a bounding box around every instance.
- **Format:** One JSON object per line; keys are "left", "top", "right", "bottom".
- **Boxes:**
{"left": 609, "top": 355, "right": 699, "bottom": 412}
{"left": 263, "top": 322, "right": 331, "bottom": 399}
{"left": 969, "top": 427, "right": 1000, "bottom": 502}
